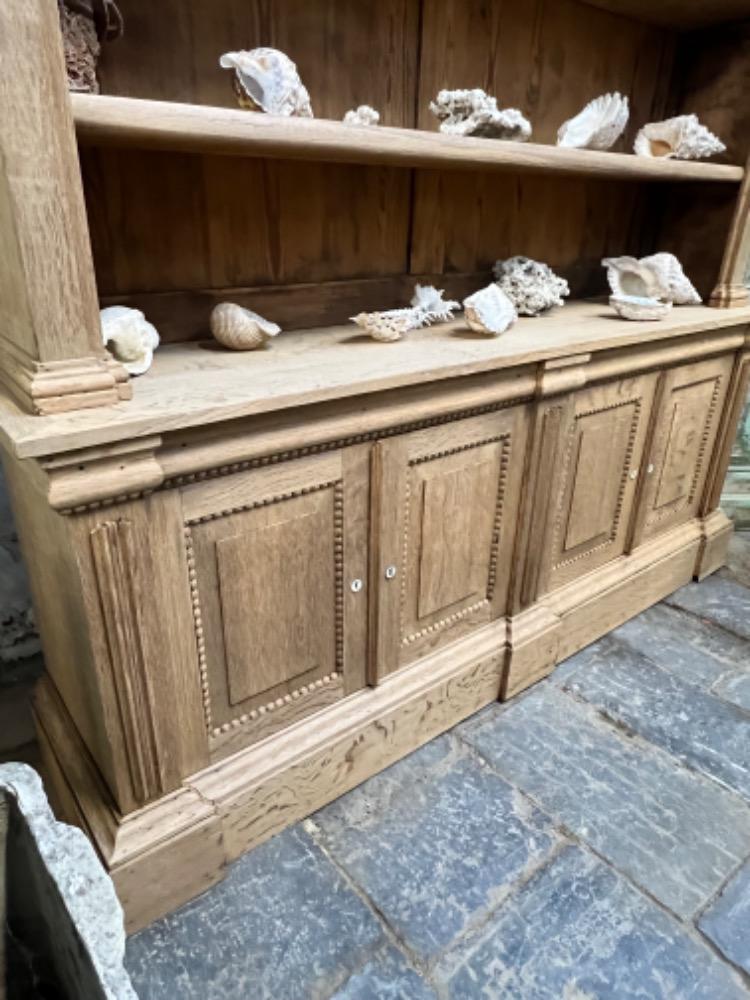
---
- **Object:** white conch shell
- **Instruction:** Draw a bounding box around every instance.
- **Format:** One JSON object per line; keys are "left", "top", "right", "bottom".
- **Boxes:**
{"left": 100, "top": 306, "right": 159, "bottom": 376}
{"left": 350, "top": 311, "right": 412, "bottom": 342}
{"left": 210, "top": 303, "right": 281, "bottom": 350}
{"left": 219, "top": 48, "right": 313, "bottom": 117}
{"left": 633, "top": 114, "right": 725, "bottom": 160}
{"left": 429, "top": 89, "right": 531, "bottom": 141}
{"left": 350, "top": 284, "right": 460, "bottom": 342}
{"left": 463, "top": 284, "right": 517, "bottom": 336}
{"left": 409, "top": 284, "right": 460, "bottom": 325}
{"left": 602, "top": 253, "right": 700, "bottom": 305}
{"left": 343, "top": 105, "right": 380, "bottom": 126}
{"left": 610, "top": 295, "right": 672, "bottom": 321}
{"left": 557, "top": 92, "right": 629, "bottom": 150}
{"left": 492, "top": 256, "right": 569, "bottom": 316}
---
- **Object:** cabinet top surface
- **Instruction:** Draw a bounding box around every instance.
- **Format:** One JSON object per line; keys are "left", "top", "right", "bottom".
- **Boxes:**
{"left": 2, "top": 300, "right": 749, "bottom": 460}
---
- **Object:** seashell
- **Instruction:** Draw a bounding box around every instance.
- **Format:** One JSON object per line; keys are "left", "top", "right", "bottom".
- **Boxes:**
{"left": 429, "top": 89, "right": 532, "bottom": 142}
{"left": 100, "top": 306, "right": 159, "bottom": 376}
{"left": 463, "top": 284, "right": 517, "bottom": 336}
{"left": 633, "top": 114, "right": 725, "bottom": 160}
{"left": 602, "top": 253, "right": 700, "bottom": 305}
{"left": 610, "top": 295, "right": 672, "bottom": 321}
{"left": 210, "top": 303, "right": 281, "bottom": 351}
{"left": 343, "top": 105, "right": 380, "bottom": 126}
{"left": 492, "top": 256, "right": 569, "bottom": 316}
{"left": 557, "top": 92, "right": 629, "bottom": 151}
{"left": 409, "top": 284, "right": 460, "bottom": 325}
{"left": 219, "top": 48, "right": 313, "bottom": 117}
{"left": 350, "top": 311, "right": 412, "bottom": 343}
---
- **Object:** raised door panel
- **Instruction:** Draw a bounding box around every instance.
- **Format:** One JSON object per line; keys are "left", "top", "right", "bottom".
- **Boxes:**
{"left": 545, "top": 373, "right": 658, "bottom": 593}
{"left": 180, "top": 448, "right": 368, "bottom": 760}
{"left": 371, "top": 406, "right": 530, "bottom": 680}
{"left": 636, "top": 356, "right": 733, "bottom": 544}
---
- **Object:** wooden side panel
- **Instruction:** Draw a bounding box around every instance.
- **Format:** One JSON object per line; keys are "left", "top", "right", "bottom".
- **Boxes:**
{"left": 635, "top": 355, "right": 734, "bottom": 544}
{"left": 371, "top": 406, "right": 529, "bottom": 679}
{"left": 544, "top": 374, "right": 658, "bottom": 593}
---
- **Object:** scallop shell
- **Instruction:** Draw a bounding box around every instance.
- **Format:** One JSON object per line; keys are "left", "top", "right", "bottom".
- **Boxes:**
{"left": 429, "top": 89, "right": 532, "bottom": 141}
{"left": 633, "top": 114, "right": 725, "bottom": 160}
{"left": 492, "top": 256, "right": 569, "bottom": 316}
{"left": 557, "top": 92, "right": 629, "bottom": 151}
{"left": 210, "top": 303, "right": 281, "bottom": 350}
{"left": 602, "top": 253, "right": 700, "bottom": 305}
{"left": 100, "top": 305, "right": 160, "bottom": 375}
{"left": 343, "top": 105, "right": 380, "bottom": 126}
{"left": 463, "top": 284, "right": 517, "bottom": 336}
{"left": 350, "top": 311, "right": 412, "bottom": 342}
{"left": 219, "top": 48, "right": 313, "bottom": 117}
{"left": 610, "top": 295, "right": 672, "bottom": 321}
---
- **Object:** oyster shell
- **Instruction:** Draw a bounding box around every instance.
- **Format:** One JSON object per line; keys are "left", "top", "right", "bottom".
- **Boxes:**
{"left": 463, "top": 284, "right": 517, "bottom": 336}
{"left": 343, "top": 105, "right": 380, "bottom": 126}
{"left": 429, "top": 89, "right": 531, "bottom": 142}
{"left": 633, "top": 114, "right": 725, "bottom": 160}
{"left": 100, "top": 306, "right": 160, "bottom": 375}
{"left": 492, "top": 256, "right": 569, "bottom": 316}
{"left": 602, "top": 253, "right": 700, "bottom": 305}
{"left": 610, "top": 295, "right": 672, "bottom": 321}
{"left": 219, "top": 48, "right": 313, "bottom": 117}
{"left": 557, "top": 92, "right": 629, "bottom": 151}
{"left": 210, "top": 303, "right": 281, "bottom": 350}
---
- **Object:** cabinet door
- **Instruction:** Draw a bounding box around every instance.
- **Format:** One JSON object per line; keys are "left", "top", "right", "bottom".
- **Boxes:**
{"left": 633, "top": 355, "right": 733, "bottom": 545}
{"left": 180, "top": 446, "right": 369, "bottom": 759}
{"left": 370, "top": 406, "right": 530, "bottom": 681}
{"left": 544, "top": 373, "right": 658, "bottom": 594}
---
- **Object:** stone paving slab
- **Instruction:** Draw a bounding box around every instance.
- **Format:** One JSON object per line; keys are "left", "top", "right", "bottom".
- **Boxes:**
{"left": 699, "top": 860, "right": 750, "bottom": 976}
{"left": 330, "top": 946, "right": 437, "bottom": 999}
{"left": 564, "top": 636, "right": 750, "bottom": 800}
{"left": 459, "top": 685, "right": 750, "bottom": 919}
{"left": 667, "top": 575, "right": 750, "bottom": 641}
{"left": 435, "top": 845, "right": 749, "bottom": 1000}
{"left": 125, "top": 826, "right": 386, "bottom": 1000}
{"left": 715, "top": 672, "right": 750, "bottom": 712}
{"left": 312, "top": 734, "right": 559, "bottom": 962}
{"left": 611, "top": 604, "right": 750, "bottom": 689}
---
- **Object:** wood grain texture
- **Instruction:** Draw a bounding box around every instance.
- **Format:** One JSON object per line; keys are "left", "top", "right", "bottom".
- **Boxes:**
{"left": 581, "top": 0, "right": 750, "bottom": 29}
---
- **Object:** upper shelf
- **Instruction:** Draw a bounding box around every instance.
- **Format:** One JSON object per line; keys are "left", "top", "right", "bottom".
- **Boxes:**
{"left": 582, "top": 0, "right": 750, "bottom": 29}
{"left": 71, "top": 94, "right": 745, "bottom": 184}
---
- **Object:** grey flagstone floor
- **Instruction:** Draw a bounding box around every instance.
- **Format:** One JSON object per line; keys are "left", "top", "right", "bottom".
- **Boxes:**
{"left": 126, "top": 536, "right": 750, "bottom": 999}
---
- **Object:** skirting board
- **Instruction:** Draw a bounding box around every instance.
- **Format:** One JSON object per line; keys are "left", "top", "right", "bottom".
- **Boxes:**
{"left": 33, "top": 515, "right": 727, "bottom": 933}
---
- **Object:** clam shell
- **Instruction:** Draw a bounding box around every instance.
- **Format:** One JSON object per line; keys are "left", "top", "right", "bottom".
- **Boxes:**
{"left": 610, "top": 295, "right": 672, "bottom": 321}
{"left": 557, "top": 92, "right": 629, "bottom": 151}
{"left": 343, "top": 105, "right": 380, "bottom": 126}
{"left": 219, "top": 48, "right": 313, "bottom": 117}
{"left": 633, "top": 114, "right": 725, "bottom": 160}
{"left": 100, "top": 305, "right": 160, "bottom": 376}
{"left": 210, "top": 303, "right": 281, "bottom": 351}
{"left": 462, "top": 284, "right": 517, "bottom": 336}
{"left": 350, "top": 311, "right": 412, "bottom": 342}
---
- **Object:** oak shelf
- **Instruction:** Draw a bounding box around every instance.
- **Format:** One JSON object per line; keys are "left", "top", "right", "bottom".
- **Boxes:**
{"left": 71, "top": 93, "right": 745, "bottom": 184}
{"left": 2, "top": 299, "right": 750, "bottom": 460}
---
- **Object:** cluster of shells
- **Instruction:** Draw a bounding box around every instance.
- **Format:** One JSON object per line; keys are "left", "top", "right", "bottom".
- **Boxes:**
{"left": 603, "top": 252, "right": 701, "bottom": 321}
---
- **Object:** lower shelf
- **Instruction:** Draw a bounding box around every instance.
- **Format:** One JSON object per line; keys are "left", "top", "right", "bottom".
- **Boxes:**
{"left": 34, "top": 511, "right": 730, "bottom": 932}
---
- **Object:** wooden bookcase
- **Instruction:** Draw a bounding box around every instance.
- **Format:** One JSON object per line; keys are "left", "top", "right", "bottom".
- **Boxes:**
{"left": 1, "top": 0, "right": 750, "bottom": 930}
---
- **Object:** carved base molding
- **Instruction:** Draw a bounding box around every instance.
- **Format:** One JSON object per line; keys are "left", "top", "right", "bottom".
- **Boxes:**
{"left": 33, "top": 515, "right": 721, "bottom": 934}
{"left": 709, "top": 283, "right": 750, "bottom": 309}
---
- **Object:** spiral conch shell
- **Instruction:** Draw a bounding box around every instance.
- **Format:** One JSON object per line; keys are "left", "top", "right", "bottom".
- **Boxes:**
{"left": 210, "top": 303, "right": 281, "bottom": 350}
{"left": 219, "top": 48, "right": 313, "bottom": 117}
{"left": 100, "top": 306, "right": 159, "bottom": 375}
{"left": 557, "top": 92, "right": 629, "bottom": 151}
{"left": 633, "top": 114, "right": 725, "bottom": 160}
{"left": 602, "top": 253, "right": 700, "bottom": 305}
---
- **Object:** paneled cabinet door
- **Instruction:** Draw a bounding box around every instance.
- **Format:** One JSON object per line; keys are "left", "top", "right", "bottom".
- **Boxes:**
{"left": 543, "top": 373, "right": 658, "bottom": 594}
{"left": 632, "top": 355, "right": 733, "bottom": 545}
{"left": 370, "top": 406, "right": 530, "bottom": 681}
{"left": 179, "top": 446, "right": 369, "bottom": 760}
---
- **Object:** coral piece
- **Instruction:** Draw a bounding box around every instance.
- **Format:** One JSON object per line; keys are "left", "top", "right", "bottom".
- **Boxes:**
{"left": 602, "top": 253, "right": 700, "bottom": 305}
{"left": 557, "top": 92, "right": 629, "bottom": 151}
{"left": 210, "top": 303, "right": 281, "bottom": 351}
{"left": 343, "top": 105, "right": 380, "bottom": 126}
{"left": 492, "top": 256, "right": 569, "bottom": 316}
{"left": 463, "top": 284, "right": 517, "bottom": 336}
{"left": 610, "top": 295, "right": 672, "bottom": 321}
{"left": 634, "top": 114, "right": 725, "bottom": 160}
{"left": 219, "top": 48, "right": 313, "bottom": 117}
{"left": 100, "top": 306, "right": 160, "bottom": 376}
{"left": 350, "top": 284, "right": 459, "bottom": 342}
{"left": 58, "top": 0, "right": 123, "bottom": 94}
{"left": 429, "top": 89, "right": 531, "bottom": 141}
